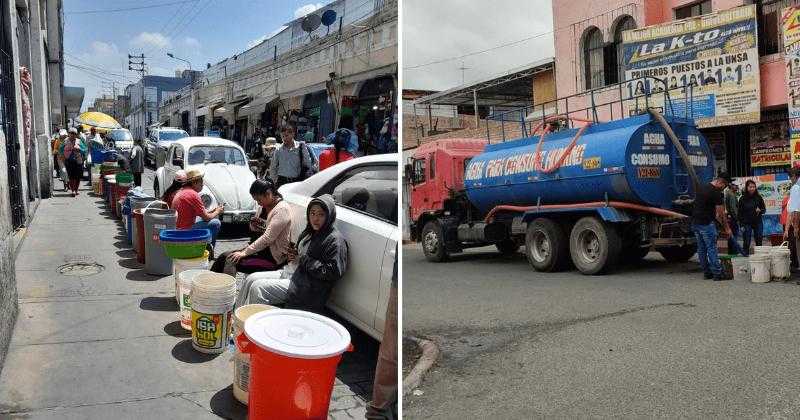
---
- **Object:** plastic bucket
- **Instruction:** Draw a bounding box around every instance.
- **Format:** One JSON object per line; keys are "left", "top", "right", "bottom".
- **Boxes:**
{"left": 749, "top": 254, "right": 772, "bottom": 283}
{"left": 91, "top": 172, "right": 101, "bottom": 195}
{"left": 237, "top": 309, "right": 352, "bottom": 419}
{"left": 177, "top": 268, "right": 211, "bottom": 331}
{"left": 173, "top": 251, "right": 210, "bottom": 306}
{"left": 232, "top": 304, "right": 275, "bottom": 405}
{"left": 191, "top": 272, "right": 236, "bottom": 353}
{"left": 771, "top": 242, "right": 791, "bottom": 281}
{"left": 732, "top": 256, "right": 750, "bottom": 282}
{"left": 144, "top": 206, "right": 176, "bottom": 276}
{"left": 130, "top": 196, "right": 158, "bottom": 250}
{"left": 754, "top": 245, "right": 773, "bottom": 256}
{"left": 134, "top": 209, "right": 146, "bottom": 263}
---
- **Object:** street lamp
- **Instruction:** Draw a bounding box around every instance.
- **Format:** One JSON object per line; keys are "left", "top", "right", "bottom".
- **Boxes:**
{"left": 166, "top": 52, "right": 192, "bottom": 70}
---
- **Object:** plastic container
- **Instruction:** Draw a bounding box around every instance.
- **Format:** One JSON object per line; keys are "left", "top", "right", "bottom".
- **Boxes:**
{"left": 134, "top": 209, "right": 146, "bottom": 263}
{"left": 232, "top": 304, "right": 275, "bottom": 405}
{"left": 144, "top": 206, "right": 177, "bottom": 276}
{"left": 731, "top": 256, "right": 750, "bottom": 282}
{"left": 173, "top": 251, "right": 210, "bottom": 306}
{"left": 160, "top": 229, "right": 212, "bottom": 259}
{"left": 749, "top": 254, "right": 772, "bottom": 283}
{"left": 130, "top": 195, "right": 158, "bottom": 250}
{"left": 107, "top": 178, "right": 117, "bottom": 210}
{"left": 237, "top": 309, "right": 352, "bottom": 419}
{"left": 115, "top": 172, "right": 133, "bottom": 185}
{"left": 91, "top": 172, "right": 101, "bottom": 195}
{"left": 754, "top": 245, "right": 773, "bottom": 256}
{"left": 177, "top": 268, "right": 211, "bottom": 330}
{"left": 191, "top": 272, "right": 237, "bottom": 353}
{"left": 718, "top": 254, "right": 734, "bottom": 280}
{"left": 771, "top": 242, "right": 791, "bottom": 281}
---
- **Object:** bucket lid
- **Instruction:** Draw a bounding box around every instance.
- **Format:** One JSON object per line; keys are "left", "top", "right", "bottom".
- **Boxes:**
{"left": 244, "top": 309, "right": 351, "bottom": 359}
{"left": 193, "top": 272, "right": 236, "bottom": 290}
{"left": 178, "top": 268, "right": 211, "bottom": 282}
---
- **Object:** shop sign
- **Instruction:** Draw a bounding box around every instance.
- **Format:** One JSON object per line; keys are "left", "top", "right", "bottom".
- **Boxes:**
{"left": 783, "top": 5, "right": 800, "bottom": 167}
{"left": 750, "top": 120, "right": 790, "bottom": 167}
{"left": 621, "top": 5, "right": 761, "bottom": 128}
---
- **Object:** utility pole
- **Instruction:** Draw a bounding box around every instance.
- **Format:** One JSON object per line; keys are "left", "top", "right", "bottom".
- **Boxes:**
{"left": 129, "top": 53, "right": 147, "bottom": 139}
{"left": 458, "top": 60, "right": 470, "bottom": 85}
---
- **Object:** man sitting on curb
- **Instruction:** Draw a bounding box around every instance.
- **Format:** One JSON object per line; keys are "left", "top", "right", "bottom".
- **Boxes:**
{"left": 172, "top": 169, "right": 224, "bottom": 258}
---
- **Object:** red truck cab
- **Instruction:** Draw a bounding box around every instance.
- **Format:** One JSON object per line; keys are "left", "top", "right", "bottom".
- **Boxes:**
{"left": 407, "top": 138, "right": 487, "bottom": 240}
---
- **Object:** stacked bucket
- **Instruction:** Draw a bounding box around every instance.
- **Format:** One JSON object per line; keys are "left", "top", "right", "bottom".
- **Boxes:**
{"left": 160, "top": 229, "right": 212, "bottom": 331}
{"left": 741, "top": 242, "right": 791, "bottom": 283}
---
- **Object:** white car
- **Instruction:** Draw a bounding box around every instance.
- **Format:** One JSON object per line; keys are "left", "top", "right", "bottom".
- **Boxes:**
{"left": 154, "top": 137, "right": 257, "bottom": 223}
{"left": 105, "top": 128, "right": 134, "bottom": 156}
{"left": 147, "top": 127, "right": 189, "bottom": 167}
{"left": 280, "top": 154, "right": 398, "bottom": 341}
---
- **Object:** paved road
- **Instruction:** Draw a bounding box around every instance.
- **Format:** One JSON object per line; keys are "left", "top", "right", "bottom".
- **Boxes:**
{"left": 403, "top": 243, "right": 800, "bottom": 419}
{"left": 0, "top": 172, "right": 377, "bottom": 419}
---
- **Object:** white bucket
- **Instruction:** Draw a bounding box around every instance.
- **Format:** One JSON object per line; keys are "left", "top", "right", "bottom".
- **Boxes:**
{"left": 771, "top": 242, "right": 791, "bottom": 281}
{"left": 732, "top": 256, "right": 750, "bottom": 282}
{"left": 191, "top": 272, "right": 236, "bottom": 354}
{"left": 754, "top": 245, "right": 773, "bottom": 256}
{"left": 173, "top": 251, "right": 210, "bottom": 306}
{"left": 177, "top": 268, "right": 211, "bottom": 331}
{"left": 232, "top": 304, "right": 275, "bottom": 405}
{"left": 749, "top": 254, "right": 772, "bottom": 283}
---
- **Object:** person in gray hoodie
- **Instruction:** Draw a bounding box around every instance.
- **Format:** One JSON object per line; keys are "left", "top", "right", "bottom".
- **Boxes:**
{"left": 284, "top": 194, "right": 348, "bottom": 313}
{"left": 235, "top": 194, "right": 348, "bottom": 311}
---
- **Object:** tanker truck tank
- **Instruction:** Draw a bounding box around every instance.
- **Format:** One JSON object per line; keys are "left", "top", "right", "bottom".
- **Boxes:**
{"left": 463, "top": 114, "right": 715, "bottom": 214}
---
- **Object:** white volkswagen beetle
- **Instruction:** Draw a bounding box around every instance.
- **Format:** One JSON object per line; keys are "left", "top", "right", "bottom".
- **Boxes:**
{"left": 154, "top": 137, "right": 257, "bottom": 223}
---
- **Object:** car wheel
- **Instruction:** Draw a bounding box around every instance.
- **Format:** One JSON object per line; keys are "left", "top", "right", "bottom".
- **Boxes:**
{"left": 525, "top": 218, "right": 569, "bottom": 272}
{"left": 569, "top": 216, "right": 621, "bottom": 275}
{"left": 421, "top": 220, "right": 448, "bottom": 262}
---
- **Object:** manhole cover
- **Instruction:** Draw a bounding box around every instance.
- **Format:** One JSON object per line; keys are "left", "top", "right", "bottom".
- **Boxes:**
{"left": 57, "top": 262, "right": 105, "bottom": 277}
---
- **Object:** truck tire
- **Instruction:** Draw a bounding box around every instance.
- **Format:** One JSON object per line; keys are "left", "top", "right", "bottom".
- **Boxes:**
{"left": 421, "top": 220, "right": 449, "bottom": 262}
{"left": 569, "top": 216, "right": 621, "bottom": 275}
{"left": 496, "top": 239, "right": 520, "bottom": 256}
{"left": 657, "top": 245, "right": 697, "bottom": 263}
{"left": 525, "top": 218, "right": 569, "bottom": 272}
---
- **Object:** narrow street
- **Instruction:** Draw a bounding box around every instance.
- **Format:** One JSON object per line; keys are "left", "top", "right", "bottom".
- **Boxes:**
{"left": 0, "top": 170, "right": 377, "bottom": 419}
{"left": 403, "top": 244, "right": 800, "bottom": 419}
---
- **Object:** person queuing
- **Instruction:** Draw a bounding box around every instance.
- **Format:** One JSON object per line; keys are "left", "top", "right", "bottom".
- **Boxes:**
{"left": 724, "top": 183, "right": 744, "bottom": 256}
{"left": 213, "top": 179, "right": 292, "bottom": 278}
{"left": 236, "top": 194, "right": 348, "bottom": 312}
{"left": 738, "top": 180, "right": 766, "bottom": 255}
{"left": 319, "top": 128, "right": 355, "bottom": 171}
{"left": 53, "top": 129, "right": 68, "bottom": 191}
{"left": 781, "top": 172, "right": 799, "bottom": 270}
{"left": 129, "top": 138, "right": 145, "bottom": 187}
{"left": 171, "top": 169, "right": 224, "bottom": 257}
{"left": 785, "top": 168, "right": 800, "bottom": 283}
{"left": 269, "top": 124, "right": 317, "bottom": 188}
{"left": 61, "top": 128, "right": 86, "bottom": 197}
{"left": 692, "top": 172, "right": 732, "bottom": 281}
{"left": 161, "top": 170, "right": 187, "bottom": 208}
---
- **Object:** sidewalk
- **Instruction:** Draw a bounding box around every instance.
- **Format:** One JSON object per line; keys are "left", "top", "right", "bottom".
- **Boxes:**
{"left": 0, "top": 180, "right": 376, "bottom": 419}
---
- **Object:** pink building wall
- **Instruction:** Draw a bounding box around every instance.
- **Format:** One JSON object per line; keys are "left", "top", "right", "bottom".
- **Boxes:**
{"left": 551, "top": 0, "right": 787, "bottom": 116}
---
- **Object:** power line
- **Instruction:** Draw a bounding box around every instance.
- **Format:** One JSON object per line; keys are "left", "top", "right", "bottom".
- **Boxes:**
{"left": 404, "top": 30, "right": 554, "bottom": 70}
{"left": 65, "top": 0, "right": 200, "bottom": 15}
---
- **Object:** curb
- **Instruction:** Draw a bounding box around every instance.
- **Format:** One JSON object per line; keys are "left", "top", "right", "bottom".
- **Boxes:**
{"left": 402, "top": 336, "right": 440, "bottom": 396}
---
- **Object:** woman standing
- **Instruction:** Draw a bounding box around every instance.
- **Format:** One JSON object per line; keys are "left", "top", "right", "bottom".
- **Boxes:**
{"left": 738, "top": 180, "right": 766, "bottom": 254}
{"left": 61, "top": 128, "right": 86, "bottom": 197}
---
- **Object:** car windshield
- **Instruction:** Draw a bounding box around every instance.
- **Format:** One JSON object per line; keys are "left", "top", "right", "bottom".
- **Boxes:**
{"left": 187, "top": 146, "right": 246, "bottom": 166}
{"left": 108, "top": 130, "right": 132, "bottom": 142}
{"left": 159, "top": 131, "right": 188, "bottom": 141}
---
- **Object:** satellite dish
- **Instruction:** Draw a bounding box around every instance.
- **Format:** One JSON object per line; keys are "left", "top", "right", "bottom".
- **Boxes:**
{"left": 301, "top": 14, "right": 321, "bottom": 33}
{"left": 321, "top": 9, "right": 337, "bottom": 26}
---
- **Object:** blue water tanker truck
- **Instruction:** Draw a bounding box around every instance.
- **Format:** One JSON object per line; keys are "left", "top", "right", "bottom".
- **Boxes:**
{"left": 410, "top": 110, "right": 715, "bottom": 275}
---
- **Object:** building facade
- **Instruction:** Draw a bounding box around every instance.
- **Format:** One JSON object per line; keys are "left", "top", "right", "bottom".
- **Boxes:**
{"left": 159, "top": 0, "right": 398, "bottom": 155}
{"left": 0, "top": 0, "right": 65, "bottom": 367}
{"left": 552, "top": 0, "right": 792, "bottom": 177}
{"left": 124, "top": 74, "right": 193, "bottom": 140}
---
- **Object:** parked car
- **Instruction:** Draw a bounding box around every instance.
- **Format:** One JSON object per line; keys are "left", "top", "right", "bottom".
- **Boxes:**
{"left": 146, "top": 127, "right": 189, "bottom": 167}
{"left": 154, "top": 137, "right": 257, "bottom": 223}
{"left": 104, "top": 128, "right": 133, "bottom": 156}
{"left": 279, "top": 153, "right": 398, "bottom": 341}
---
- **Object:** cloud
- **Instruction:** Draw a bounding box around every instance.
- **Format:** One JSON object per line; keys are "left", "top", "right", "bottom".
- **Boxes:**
{"left": 246, "top": 25, "right": 288, "bottom": 49}
{"left": 91, "top": 41, "right": 119, "bottom": 56}
{"left": 130, "top": 32, "right": 171, "bottom": 50}
{"left": 183, "top": 37, "right": 201, "bottom": 50}
{"left": 294, "top": 3, "right": 324, "bottom": 19}
{"left": 403, "top": 0, "right": 554, "bottom": 91}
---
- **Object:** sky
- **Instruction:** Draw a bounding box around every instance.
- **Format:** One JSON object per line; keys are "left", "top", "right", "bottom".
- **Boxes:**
{"left": 64, "top": 0, "right": 329, "bottom": 111}
{"left": 402, "top": 0, "right": 555, "bottom": 92}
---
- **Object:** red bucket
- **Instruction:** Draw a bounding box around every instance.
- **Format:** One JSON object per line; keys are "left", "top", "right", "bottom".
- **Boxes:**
{"left": 134, "top": 209, "right": 146, "bottom": 264}
{"left": 113, "top": 185, "right": 130, "bottom": 218}
{"left": 237, "top": 309, "right": 352, "bottom": 419}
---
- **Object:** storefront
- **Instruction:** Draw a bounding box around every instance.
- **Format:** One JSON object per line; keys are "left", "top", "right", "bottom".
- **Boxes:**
{"left": 301, "top": 90, "right": 335, "bottom": 142}
{"left": 348, "top": 75, "right": 397, "bottom": 154}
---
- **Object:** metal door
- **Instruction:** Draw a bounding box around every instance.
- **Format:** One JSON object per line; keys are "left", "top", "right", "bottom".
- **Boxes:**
{"left": 1, "top": 1, "right": 25, "bottom": 228}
